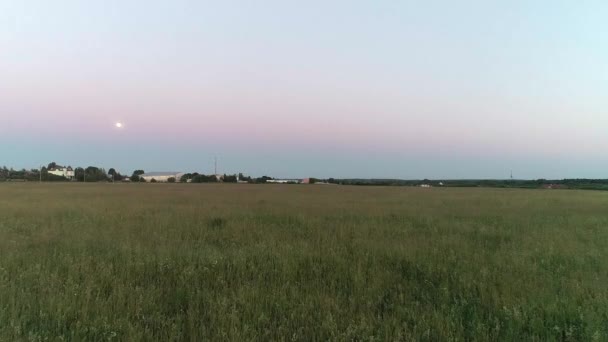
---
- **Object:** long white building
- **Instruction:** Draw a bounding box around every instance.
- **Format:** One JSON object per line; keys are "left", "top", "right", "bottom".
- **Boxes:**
{"left": 140, "top": 172, "right": 185, "bottom": 182}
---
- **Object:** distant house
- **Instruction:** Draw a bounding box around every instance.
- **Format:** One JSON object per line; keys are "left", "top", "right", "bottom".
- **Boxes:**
{"left": 140, "top": 172, "right": 185, "bottom": 183}
{"left": 48, "top": 166, "right": 75, "bottom": 180}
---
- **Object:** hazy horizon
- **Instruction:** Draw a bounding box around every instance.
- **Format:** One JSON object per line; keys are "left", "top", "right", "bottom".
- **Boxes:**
{"left": 2, "top": 1, "right": 607, "bottom": 179}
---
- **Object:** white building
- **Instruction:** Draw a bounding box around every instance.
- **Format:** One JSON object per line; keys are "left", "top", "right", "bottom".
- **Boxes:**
{"left": 266, "top": 179, "right": 301, "bottom": 184}
{"left": 140, "top": 172, "right": 185, "bottom": 183}
{"left": 48, "top": 167, "right": 75, "bottom": 179}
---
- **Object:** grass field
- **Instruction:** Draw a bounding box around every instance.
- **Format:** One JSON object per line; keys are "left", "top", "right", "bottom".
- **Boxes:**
{"left": 1, "top": 184, "right": 607, "bottom": 341}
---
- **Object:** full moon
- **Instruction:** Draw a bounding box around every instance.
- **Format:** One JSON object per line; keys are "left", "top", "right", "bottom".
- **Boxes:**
{"left": 115, "top": 122, "right": 123, "bottom": 128}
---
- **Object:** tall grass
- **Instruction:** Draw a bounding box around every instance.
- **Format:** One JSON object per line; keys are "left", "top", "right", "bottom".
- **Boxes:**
{"left": 1, "top": 184, "right": 607, "bottom": 340}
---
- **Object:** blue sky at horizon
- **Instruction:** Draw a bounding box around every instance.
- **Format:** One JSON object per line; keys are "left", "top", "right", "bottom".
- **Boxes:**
{"left": 1, "top": 0, "right": 607, "bottom": 179}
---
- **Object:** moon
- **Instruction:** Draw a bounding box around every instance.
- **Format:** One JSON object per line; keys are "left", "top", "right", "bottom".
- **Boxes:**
{"left": 115, "top": 122, "right": 123, "bottom": 128}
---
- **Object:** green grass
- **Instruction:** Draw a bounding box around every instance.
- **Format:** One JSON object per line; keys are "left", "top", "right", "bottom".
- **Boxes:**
{"left": 1, "top": 184, "right": 607, "bottom": 341}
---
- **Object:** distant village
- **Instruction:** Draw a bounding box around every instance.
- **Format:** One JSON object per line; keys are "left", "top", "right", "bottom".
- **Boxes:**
{"left": 2, "top": 162, "right": 608, "bottom": 190}
{"left": 0, "top": 162, "right": 331, "bottom": 185}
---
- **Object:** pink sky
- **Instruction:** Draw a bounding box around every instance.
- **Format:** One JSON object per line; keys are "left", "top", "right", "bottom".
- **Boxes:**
{"left": 1, "top": 1, "right": 607, "bottom": 178}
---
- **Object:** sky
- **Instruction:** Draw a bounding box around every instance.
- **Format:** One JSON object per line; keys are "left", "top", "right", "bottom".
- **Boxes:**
{"left": 1, "top": 0, "right": 607, "bottom": 179}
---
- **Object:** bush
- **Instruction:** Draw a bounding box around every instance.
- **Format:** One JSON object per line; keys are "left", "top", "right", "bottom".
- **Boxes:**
{"left": 168, "top": 177, "right": 176, "bottom": 183}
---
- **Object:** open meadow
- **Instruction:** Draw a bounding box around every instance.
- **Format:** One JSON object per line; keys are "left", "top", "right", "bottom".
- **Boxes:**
{"left": 1, "top": 183, "right": 607, "bottom": 341}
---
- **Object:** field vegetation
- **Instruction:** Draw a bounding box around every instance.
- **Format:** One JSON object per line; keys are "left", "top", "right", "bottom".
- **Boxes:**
{"left": 1, "top": 184, "right": 607, "bottom": 340}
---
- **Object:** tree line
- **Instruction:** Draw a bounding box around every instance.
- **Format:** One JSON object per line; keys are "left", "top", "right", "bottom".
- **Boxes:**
{"left": 0, "top": 164, "right": 111, "bottom": 182}
{"left": 0, "top": 163, "right": 273, "bottom": 184}
{"left": 327, "top": 178, "right": 608, "bottom": 190}
{"left": 7, "top": 162, "right": 605, "bottom": 190}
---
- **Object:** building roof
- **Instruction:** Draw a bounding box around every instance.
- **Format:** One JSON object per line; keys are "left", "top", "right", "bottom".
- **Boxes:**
{"left": 141, "top": 172, "right": 183, "bottom": 177}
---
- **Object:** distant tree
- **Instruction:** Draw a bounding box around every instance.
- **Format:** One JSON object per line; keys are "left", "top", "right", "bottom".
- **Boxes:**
{"left": 47, "top": 162, "right": 57, "bottom": 170}
{"left": 167, "top": 177, "right": 176, "bottom": 183}
{"left": 74, "top": 167, "right": 85, "bottom": 182}
{"left": 238, "top": 173, "right": 252, "bottom": 182}
{"left": 22, "top": 169, "right": 38, "bottom": 182}
{"left": 108, "top": 168, "right": 118, "bottom": 181}
{"left": 130, "top": 170, "right": 145, "bottom": 182}
{"left": 190, "top": 175, "right": 199, "bottom": 183}
{"left": 47, "top": 174, "right": 68, "bottom": 182}
{"left": 150, "top": 178, "right": 157, "bottom": 183}
{"left": 82, "top": 166, "right": 108, "bottom": 182}
{"left": 180, "top": 173, "right": 192, "bottom": 182}
{"left": 254, "top": 176, "right": 272, "bottom": 184}
{"left": 191, "top": 173, "right": 218, "bottom": 183}
{"left": 223, "top": 174, "right": 237, "bottom": 183}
